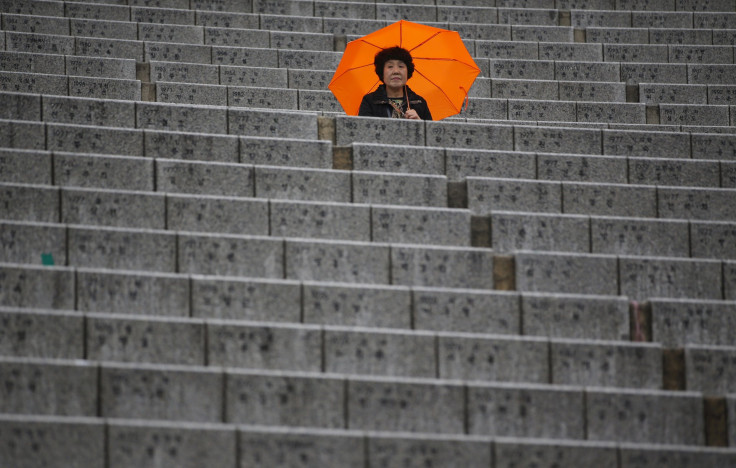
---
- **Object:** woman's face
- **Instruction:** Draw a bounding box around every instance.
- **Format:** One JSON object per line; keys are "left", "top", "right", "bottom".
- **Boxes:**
{"left": 382, "top": 59, "right": 408, "bottom": 90}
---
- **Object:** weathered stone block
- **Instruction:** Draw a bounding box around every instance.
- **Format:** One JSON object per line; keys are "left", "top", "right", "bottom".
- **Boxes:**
{"left": 390, "top": 244, "right": 494, "bottom": 289}
{"left": 270, "top": 199, "right": 370, "bottom": 241}
{"left": 619, "top": 256, "right": 722, "bottom": 301}
{"left": 61, "top": 187, "right": 165, "bottom": 229}
{"left": 515, "top": 251, "right": 618, "bottom": 295}
{"left": 286, "top": 239, "right": 389, "bottom": 284}
{"left": 255, "top": 166, "right": 350, "bottom": 202}
{"left": 468, "top": 177, "right": 562, "bottom": 215}
{"left": 68, "top": 226, "right": 175, "bottom": 272}
{"left": 413, "top": 288, "right": 519, "bottom": 335}
{"left": 178, "top": 233, "right": 283, "bottom": 278}
{"left": 145, "top": 129, "right": 238, "bottom": 162}
{"left": 0, "top": 308, "right": 82, "bottom": 359}
{"left": 491, "top": 211, "right": 589, "bottom": 253}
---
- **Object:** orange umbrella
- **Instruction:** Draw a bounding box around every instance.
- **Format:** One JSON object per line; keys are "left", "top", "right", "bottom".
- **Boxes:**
{"left": 328, "top": 20, "right": 481, "bottom": 121}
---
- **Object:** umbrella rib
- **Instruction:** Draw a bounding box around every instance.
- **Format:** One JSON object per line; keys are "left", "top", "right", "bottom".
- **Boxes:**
{"left": 413, "top": 68, "right": 462, "bottom": 112}
{"left": 407, "top": 31, "right": 443, "bottom": 52}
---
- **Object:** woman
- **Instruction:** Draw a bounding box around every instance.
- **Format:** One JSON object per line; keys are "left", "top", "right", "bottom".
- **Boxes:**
{"left": 358, "top": 46, "right": 433, "bottom": 121}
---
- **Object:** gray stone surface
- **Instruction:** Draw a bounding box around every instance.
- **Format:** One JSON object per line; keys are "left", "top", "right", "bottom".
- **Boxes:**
{"left": 0, "top": 358, "right": 97, "bottom": 416}
{"left": 150, "top": 62, "right": 219, "bottom": 84}
{"left": 145, "top": 129, "right": 238, "bottom": 162}
{"left": 489, "top": 59, "right": 554, "bottom": 80}
{"left": 537, "top": 153, "right": 627, "bottom": 183}
{"left": 68, "top": 226, "right": 175, "bottom": 272}
{"left": 353, "top": 172, "right": 447, "bottom": 208}
{"left": 0, "top": 51, "right": 65, "bottom": 74}
{"left": 659, "top": 104, "right": 730, "bottom": 126}
{"left": 413, "top": 288, "right": 519, "bottom": 335}
{"left": 270, "top": 31, "right": 333, "bottom": 51}
{"left": 288, "top": 69, "right": 332, "bottom": 90}
{"left": 54, "top": 153, "right": 153, "bottom": 191}
{"left": 491, "top": 211, "right": 589, "bottom": 253}
{"left": 221, "top": 65, "right": 286, "bottom": 87}
{"left": 0, "top": 183, "right": 59, "bottom": 223}
{"left": 585, "top": 389, "right": 704, "bottom": 445}
{"left": 70, "top": 18, "right": 138, "bottom": 40}
{"left": 619, "top": 444, "right": 736, "bottom": 468}
{"left": 559, "top": 81, "right": 626, "bottom": 102}
{"left": 0, "top": 71, "right": 67, "bottom": 95}
{"left": 633, "top": 11, "right": 693, "bottom": 28}
{"left": 335, "top": 116, "right": 424, "bottom": 147}
{"left": 540, "top": 43, "right": 603, "bottom": 61}
{"left": 691, "top": 132, "right": 736, "bottom": 160}
{"left": 578, "top": 102, "right": 646, "bottom": 124}
{"left": 212, "top": 45, "right": 278, "bottom": 67}
{"left": 691, "top": 221, "right": 736, "bottom": 260}
{"left": 348, "top": 377, "right": 464, "bottom": 433}
{"left": 167, "top": 194, "right": 268, "bottom": 235}
{"left": 620, "top": 256, "right": 722, "bottom": 301}
{"left": 640, "top": 83, "right": 707, "bottom": 104}
{"left": 491, "top": 78, "right": 556, "bottom": 100}
{"left": 707, "top": 85, "right": 736, "bottom": 105}
{"left": 722, "top": 162, "right": 736, "bottom": 188}
{"left": 260, "top": 14, "right": 322, "bottom": 33}
{"left": 551, "top": 339, "right": 662, "bottom": 388}
{"left": 0, "top": 148, "right": 50, "bottom": 184}
{"left": 278, "top": 49, "right": 342, "bottom": 70}
{"left": 516, "top": 252, "right": 619, "bottom": 296}
{"left": 108, "top": 421, "right": 236, "bottom": 468}
{"left": 586, "top": 27, "right": 649, "bottom": 44}
{"left": 563, "top": 182, "right": 657, "bottom": 217}
{"left": 157, "top": 159, "right": 253, "bottom": 197}
{"left": 476, "top": 41, "right": 538, "bottom": 60}
{"left": 325, "top": 327, "right": 435, "bottom": 378}
{"left": 270, "top": 200, "right": 370, "bottom": 241}
{"left": 591, "top": 216, "right": 689, "bottom": 257}
{"left": 66, "top": 55, "right": 137, "bottom": 80}
{"left": 208, "top": 321, "right": 321, "bottom": 372}
{"left": 226, "top": 370, "right": 344, "bottom": 427}
{"left": 555, "top": 61, "right": 619, "bottom": 83}
{"left": 191, "top": 276, "right": 299, "bottom": 322}
{"left": 352, "top": 143, "right": 444, "bottom": 175}
{"left": 69, "top": 77, "right": 142, "bottom": 101}
{"left": 669, "top": 45, "right": 733, "bottom": 64}
{"left": 0, "top": 92, "right": 41, "bottom": 121}
{"left": 439, "top": 334, "right": 548, "bottom": 383}
{"left": 64, "top": 2, "right": 129, "bottom": 21}
{"left": 427, "top": 121, "right": 513, "bottom": 151}
{"left": 138, "top": 24, "right": 203, "bottom": 44}
{"left": 446, "top": 149, "right": 535, "bottom": 181}
{"left": 508, "top": 99, "right": 576, "bottom": 122}
{"left": 500, "top": 8, "right": 559, "bottom": 25}
{"left": 137, "top": 102, "right": 227, "bottom": 134}
{"left": 204, "top": 26, "right": 269, "bottom": 47}
{"left": 0, "top": 120, "right": 45, "bottom": 150}
{"left": 467, "top": 383, "right": 584, "bottom": 438}
{"left": 369, "top": 433, "right": 491, "bottom": 468}
{"left": 0, "top": 415, "right": 105, "bottom": 468}
{"left": 513, "top": 25, "right": 574, "bottom": 43}
{"left": 229, "top": 108, "right": 318, "bottom": 139}
{"left": 77, "top": 269, "right": 189, "bottom": 317}
{"left": 572, "top": 10, "right": 631, "bottom": 27}
{"left": 61, "top": 187, "right": 164, "bottom": 229}
{"left": 495, "top": 439, "right": 618, "bottom": 468}
{"left": 239, "top": 428, "right": 364, "bottom": 467}
{"left": 101, "top": 363, "right": 222, "bottom": 422}
{"left": 468, "top": 177, "right": 562, "bottom": 215}
{"left": 630, "top": 157, "right": 720, "bottom": 187}
{"left": 255, "top": 166, "right": 350, "bottom": 202}
{"left": 685, "top": 345, "right": 736, "bottom": 395}
{"left": 43, "top": 96, "right": 135, "bottom": 128}
{"left": 75, "top": 37, "right": 145, "bottom": 61}
{"left": 650, "top": 299, "right": 736, "bottom": 348}
{"left": 178, "top": 233, "right": 283, "bottom": 278}
{"left": 0, "top": 220, "right": 66, "bottom": 265}
{"left": 391, "top": 244, "right": 494, "bottom": 289}
{"left": 229, "top": 86, "right": 298, "bottom": 110}
{"left": 658, "top": 186, "right": 736, "bottom": 221}
{"left": 144, "top": 42, "right": 211, "bottom": 64}
{"left": 0, "top": 0, "right": 65, "bottom": 16}
{"left": 6, "top": 31, "right": 75, "bottom": 55}
{"left": 522, "top": 293, "right": 629, "bottom": 341}
{"left": 372, "top": 205, "right": 469, "bottom": 246}
{"left": 0, "top": 308, "right": 82, "bottom": 359}
{"left": 514, "top": 126, "right": 602, "bottom": 154}
{"left": 87, "top": 314, "right": 204, "bottom": 365}
{"left": 158, "top": 81, "right": 227, "bottom": 106}
{"left": 240, "top": 136, "right": 331, "bottom": 168}
{"left": 649, "top": 28, "right": 712, "bottom": 46}
{"left": 286, "top": 239, "right": 389, "bottom": 284}
{"left": 620, "top": 63, "right": 687, "bottom": 85}
{"left": 298, "top": 89, "right": 344, "bottom": 113}
{"left": 0, "top": 263, "right": 73, "bottom": 310}
{"left": 603, "top": 130, "right": 691, "bottom": 159}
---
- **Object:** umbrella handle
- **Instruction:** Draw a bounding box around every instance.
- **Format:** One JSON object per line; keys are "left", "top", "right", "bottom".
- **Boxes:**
{"left": 404, "top": 86, "right": 411, "bottom": 110}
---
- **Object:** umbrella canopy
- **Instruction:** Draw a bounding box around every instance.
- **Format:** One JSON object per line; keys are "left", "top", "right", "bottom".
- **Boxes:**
{"left": 328, "top": 20, "right": 481, "bottom": 121}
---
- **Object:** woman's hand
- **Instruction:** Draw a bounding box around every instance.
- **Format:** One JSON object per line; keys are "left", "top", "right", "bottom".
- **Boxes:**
{"left": 404, "top": 109, "right": 421, "bottom": 120}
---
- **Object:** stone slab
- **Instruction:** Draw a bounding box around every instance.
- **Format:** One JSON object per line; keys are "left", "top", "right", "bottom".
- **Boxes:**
{"left": 228, "top": 86, "right": 298, "bottom": 110}
{"left": 178, "top": 233, "right": 283, "bottom": 278}
{"left": 577, "top": 102, "right": 646, "bottom": 124}
{"left": 491, "top": 78, "right": 556, "bottom": 100}
{"left": 156, "top": 159, "right": 254, "bottom": 197}
{"left": 0, "top": 358, "right": 97, "bottom": 416}
{"left": 278, "top": 49, "right": 342, "bottom": 70}
{"left": 563, "top": 182, "right": 657, "bottom": 217}
{"left": 167, "top": 193, "right": 268, "bottom": 235}
{"left": 476, "top": 41, "right": 538, "bottom": 60}
{"left": 298, "top": 89, "right": 343, "bottom": 113}
{"left": 101, "top": 363, "right": 222, "bottom": 422}
{"left": 650, "top": 298, "right": 736, "bottom": 348}
{"left": 54, "top": 152, "right": 153, "bottom": 191}
{"left": 303, "top": 282, "right": 412, "bottom": 329}
{"left": 508, "top": 99, "right": 576, "bottom": 122}
{"left": 0, "top": 0, "right": 65, "bottom": 16}
{"left": 586, "top": 389, "right": 704, "bottom": 445}
{"left": 602, "top": 130, "right": 690, "bottom": 159}
{"left": 427, "top": 121, "right": 514, "bottom": 151}
{"left": 391, "top": 244, "right": 495, "bottom": 289}
{"left": 467, "top": 383, "right": 584, "bottom": 438}
{"left": 555, "top": 62, "right": 620, "bottom": 83}
{"left": 212, "top": 45, "right": 278, "bottom": 67}
{"left": 108, "top": 421, "right": 236, "bottom": 468}
{"left": 64, "top": 2, "right": 129, "bottom": 21}
{"left": 68, "top": 226, "right": 175, "bottom": 272}
{"left": 157, "top": 82, "right": 227, "bottom": 106}
{"left": 145, "top": 129, "right": 238, "bottom": 162}
{"left": 6, "top": 31, "right": 75, "bottom": 55}
{"left": 691, "top": 133, "right": 736, "bottom": 161}
{"left": 351, "top": 143, "right": 444, "bottom": 175}
{"left": 0, "top": 183, "right": 59, "bottom": 223}
{"left": 540, "top": 43, "right": 603, "bottom": 61}
{"left": 69, "top": 77, "right": 142, "bottom": 101}
{"left": 240, "top": 136, "right": 331, "bottom": 168}
{"left": 195, "top": 11, "right": 259, "bottom": 28}
{"left": 369, "top": 433, "right": 491, "bottom": 468}
{"left": 270, "top": 30, "right": 333, "bottom": 51}
{"left": 538, "top": 153, "right": 627, "bottom": 183}
{"left": 515, "top": 252, "right": 619, "bottom": 296}
{"left": 75, "top": 37, "right": 144, "bottom": 61}
{"left": 669, "top": 45, "right": 733, "bottom": 64}
{"left": 514, "top": 126, "right": 602, "bottom": 154}
{"left": 87, "top": 314, "right": 204, "bottom": 365}
{"left": 352, "top": 172, "right": 447, "bottom": 207}
{"left": 208, "top": 321, "right": 322, "bottom": 372}
{"left": 512, "top": 25, "right": 574, "bottom": 42}
{"left": 286, "top": 239, "right": 389, "bottom": 284}
{"left": 335, "top": 116, "right": 425, "bottom": 147}
{"left": 204, "top": 26, "right": 269, "bottom": 47}
{"left": 707, "top": 85, "right": 736, "bottom": 105}
{"left": 43, "top": 96, "right": 135, "bottom": 128}
{"left": 649, "top": 28, "right": 712, "bottom": 46}
{"left": 0, "top": 71, "right": 67, "bottom": 95}
{"left": 495, "top": 439, "right": 618, "bottom": 468}
{"left": 659, "top": 103, "right": 730, "bottom": 126}
{"left": 348, "top": 377, "right": 464, "bottom": 433}
{"left": 66, "top": 55, "right": 137, "bottom": 80}
{"left": 629, "top": 157, "right": 720, "bottom": 187}
{"left": 591, "top": 216, "right": 690, "bottom": 257}
{"left": 229, "top": 108, "right": 317, "bottom": 139}
{"left": 226, "top": 370, "right": 344, "bottom": 427}
{"left": 260, "top": 14, "right": 323, "bottom": 33}
{"left": 255, "top": 165, "right": 350, "bottom": 202}
{"left": 691, "top": 221, "right": 736, "bottom": 260}
{"left": 61, "top": 187, "right": 164, "bottom": 229}
{"left": 287, "top": 69, "right": 332, "bottom": 90}
{"left": 270, "top": 199, "right": 370, "bottom": 241}
{"left": 446, "top": 149, "right": 535, "bottom": 182}
{"left": 150, "top": 61, "right": 219, "bottom": 84}
{"left": 491, "top": 211, "right": 589, "bottom": 253}
{"left": 138, "top": 23, "right": 203, "bottom": 45}
{"left": 551, "top": 339, "right": 662, "bottom": 388}
{"left": 0, "top": 148, "right": 50, "bottom": 184}
{"left": 372, "top": 205, "right": 470, "bottom": 246}
{"left": 658, "top": 186, "right": 736, "bottom": 221}
{"left": 191, "top": 276, "right": 299, "bottom": 322}
{"left": 619, "top": 444, "right": 736, "bottom": 468}
{"left": 559, "top": 81, "right": 626, "bottom": 102}
{"left": 620, "top": 63, "right": 688, "bottom": 85}
{"left": 619, "top": 256, "right": 722, "bottom": 301}
{"left": 221, "top": 65, "right": 287, "bottom": 87}
{"left": 685, "top": 345, "right": 736, "bottom": 395}
{"left": 76, "top": 269, "right": 190, "bottom": 317}
{"left": 0, "top": 220, "right": 66, "bottom": 265}
{"left": 0, "top": 119, "right": 44, "bottom": 150}
{"left": 603, "top": 44, "right": 668, "bottom": 63}
{"left": 572, "top": 10, "right": 631, "bottom": 27}
{"left": 144, "top": 42, "right": 211, "bottom": 64}
{"left": 0, "top": 51, "right": 64, "bottom": 74}
{"left": 70, "top": 18, "right": 138, "bottom": 40}
{"left": 585, "top": 27, "right": 649, "bottom": 44}
{"left": 0, "top": 263, "right": 73, "bottom": 309}
{"left": 632, "top": 11, "right": 693, "bottom": 28}
{"left": 467, "top": 177, "right": 562, "bottom": 216}
{"left": 137, "top": 102, "right": 227, "bottom": 133}
{"left": 489, "top": 59, "right": 554, "bottom": 80}
{"left": 439, "top": 334, "right": 548, "bottom": 383}
{"left": 0, "top": 308, "right": 82, "bottom": 359}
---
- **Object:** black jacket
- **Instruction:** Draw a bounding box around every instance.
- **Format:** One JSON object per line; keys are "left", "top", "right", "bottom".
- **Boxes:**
{"left": 358, "top": 85, "right": 433, "bottom": 120}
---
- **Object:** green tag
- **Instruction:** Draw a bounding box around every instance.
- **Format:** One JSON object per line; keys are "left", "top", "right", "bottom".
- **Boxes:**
{"left": 41, "top": 253, "right": 55, "bottom": 266}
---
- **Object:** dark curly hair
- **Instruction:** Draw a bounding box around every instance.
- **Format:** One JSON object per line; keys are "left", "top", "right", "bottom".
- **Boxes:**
{"left": 374, "top": 46, "right": 414, "bottom": 82}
